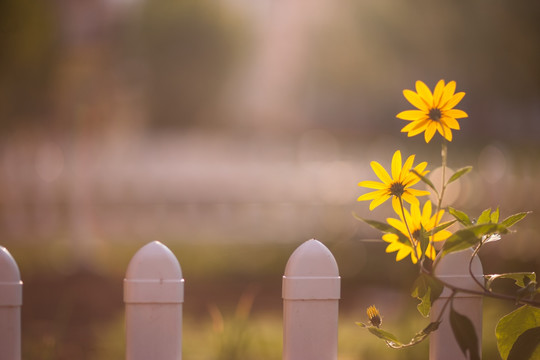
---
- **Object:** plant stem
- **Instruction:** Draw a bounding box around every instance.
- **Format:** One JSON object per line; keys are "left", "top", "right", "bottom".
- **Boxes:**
{"left": 422, "top": 267, "right": 540, "bottom": 307}
{"left": 432, "top": 141, "right": 449, "bottom": 270}
{"left": 435, "top": 290, "right": 456, "bottom": 324}
{"left": 468, "top": 242, "right": 488, "bottom": 291}
{"left": 398, "top": 196, "right": 420, "bottom": 262}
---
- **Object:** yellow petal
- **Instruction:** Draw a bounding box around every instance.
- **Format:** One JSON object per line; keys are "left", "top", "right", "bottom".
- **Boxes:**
{"left": 410, "top": 202, "right": 422, "bottom": 226}
{"left": 441, "top": 116, "right": 460, "bottom": 130}
{"left": 371, "top": 161, "right": 392, "bottom": 184}
{"left": 437, "top": 123, "right": 452, "bottom": 142}
{"left": 396, "top": 110, "right": 426, "bottom": 120}
{"left": 405, "top": 120, "right": 430, "bottom": 137}
{"left": 433, "top": 80, "right": 445, "bottom": 107}
{"left": 432, "top": 229, "right": 452, "bottom": 242}
{"left": 357, "top": 189, "right": 386, "bottom": 201}
{"left": 401, "top": 192, "right": 420, "bottom": 206}
{"left": 444, "top": 108, "right": 468, "bottom": 119}
{"left": 402, "top": 119, "right": 424, "bottom": 131}
{"left": 422, "top": 200, "right": 433, "bottom": 222}
{"left": 358, "top": 180, "right": 386, "bottom": 189}
{"left": 392, "top": 196, "right": 403, "bottom": 217}
{"left": 385, "top": 242, "right": 401, "bottom": 252}
{"left": 416, "top": 80, "right": 434, "bottom": 107}
{"left": 439, "top": 81, "right": 457, "bottom": 107}
{"left": 369, "top": 194, "right": 391, "bottom": 210}
{"left": 387, "top": 217, "right": 409, "bottom": 236}
{"left": 398, "top": 245, "right": 417, "bottom": 263}
{"left": 382, "top": 233, "right": 398, "bottom": 243}
{"left": 406, "top": 188, "right": 431, "bottom": 197}
{"left": 424, "top": 245, "right": 436, "bottom": 260}
{"left": 391, "top": 150, "right": 402, "bottom": 181}
{"left": 403, "top": 162, "right": 428, "bottom": 185}
{"left": 403, "top": 89, "right": 429, "bottom": 111}
{"left": 400, "top": 154, "right": 415, "bottom": 181}
{"left": 442, "top": 92, "right": 465, "bottom": 110}
{"left": 424, "top": 122, "right": 437, "bottom": 143}
{"left": 414, "top": 162, "right": 429, "bottom": 176}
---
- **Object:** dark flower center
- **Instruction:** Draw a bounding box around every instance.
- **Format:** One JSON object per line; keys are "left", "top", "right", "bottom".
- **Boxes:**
{"left": 389, "top": 182, "right": 405, "bottom": 197}
{"left": 369, "top": 314, "right": 382, "bottom": 328}
{"left": 412, "top": 229, "right": 421, "bottom": 240}
{"left": 429, "top": 108, "right": 442, "bottom": 121}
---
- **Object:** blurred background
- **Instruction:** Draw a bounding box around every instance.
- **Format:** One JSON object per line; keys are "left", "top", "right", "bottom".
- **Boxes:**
{"left": 1, "top": 0, "right": 540, "bottom": 358}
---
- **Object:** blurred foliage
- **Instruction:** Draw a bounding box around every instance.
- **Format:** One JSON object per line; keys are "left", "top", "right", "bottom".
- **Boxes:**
{"left": 0, "top": 0, "right": 59, "bottom": 131}
{"left": 0, "top": 0, "right": 246, "bottom": 133}
{"left": 303, "top": 0, "right": 540, "bottom": 143}
{"left": 0, "top": 0, "right": 538, "bottom": 138}
{"left": 117, "top": 0, "right": 247, "bottom": 129}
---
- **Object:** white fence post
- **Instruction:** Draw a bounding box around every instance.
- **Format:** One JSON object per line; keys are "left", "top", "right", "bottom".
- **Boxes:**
{"left": 282, "top": 239, "right": 341, "bottom": 360}
{"left": 124, "top": 241, "right": 184, "bottom": 360}
{"left": 0, "top": 246, "right": 22, "bottom": 360}
{"left": 430, "top": 248, "right": 483, "bottom": 360}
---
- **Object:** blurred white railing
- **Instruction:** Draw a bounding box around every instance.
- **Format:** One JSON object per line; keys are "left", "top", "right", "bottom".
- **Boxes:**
{"left": 0, "top": 240, "right": 482, "bottom": 360}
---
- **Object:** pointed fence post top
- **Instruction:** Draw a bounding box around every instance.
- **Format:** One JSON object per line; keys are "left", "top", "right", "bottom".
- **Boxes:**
{"left": 284, "top": 239, "right": 339, "bottom": 277}
{"left": 283, "top": 239, "right": 340, "bottom": 300}
{"left": 124, "top": 241, "right": 184, "bottom": 304}
{"left": 126, "top": 241, "right": 183, "bottom": 280}
{"left": 0, "top": 246, "right": 21, "bottom": 283}
{"left": 0, "top": 246, "right": 23, "bottom": 306}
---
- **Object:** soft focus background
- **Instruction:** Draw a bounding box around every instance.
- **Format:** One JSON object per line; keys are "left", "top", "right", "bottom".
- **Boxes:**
{"left": 1, "top": 0, "right": 540, "bottom": 359}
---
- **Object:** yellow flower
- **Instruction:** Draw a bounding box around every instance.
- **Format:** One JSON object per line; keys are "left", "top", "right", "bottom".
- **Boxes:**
{"left": 367, "top": 305, "right": 382, "bottom": 328}
{"left": 358, "top": 150, "right": 430, "bottom": 211}
{"left": 382, "top": 200, "right": 451, "bottom": 263}
{"left": 397, "top": 80, "right": 468, "bottom": 143}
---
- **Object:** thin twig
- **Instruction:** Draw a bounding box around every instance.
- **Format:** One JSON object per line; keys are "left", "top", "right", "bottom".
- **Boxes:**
{"left": 422, "top": 267, "right": 540, "bottom": 307}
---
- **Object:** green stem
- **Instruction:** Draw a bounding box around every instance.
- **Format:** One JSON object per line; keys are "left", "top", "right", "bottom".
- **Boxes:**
{"left": 432, "top": 141, "right": 449, "bottom": 269}
{"left": 435, "top": 290, "right": 456, "bottom": 323}
{"left": 421, "top": 266, "right": 540, "bottom": 307}
{"left": 468, "top": 241, "right": 488, "bottom": 292}
{"left": 398, "top": 196, "right": 421, "bottom": 262}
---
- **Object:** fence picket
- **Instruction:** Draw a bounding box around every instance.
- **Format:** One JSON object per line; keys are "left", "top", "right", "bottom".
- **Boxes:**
{"left": 124, "top": 241, "right": 184, "bottom": 360}
{"left": 0, "top": 240, "right": 489, "bottom": 359}
{"left": 282, "top": 239, "right": 341, "bottom": 360}
{"left": 430, "top": 248, "right": 483, "bottom": 360}
{"left": 0, "top": 246, "right": 22, "bottom": 360}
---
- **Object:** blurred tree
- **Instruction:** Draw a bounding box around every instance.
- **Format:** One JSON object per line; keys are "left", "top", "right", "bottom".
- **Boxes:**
{"left": 119, "top": 0, "right": 247, "bottom": 130}
{"left": 0, "top": 0, "right": 60, "bottom": 132}
{"left": 302, "top": 0, "right": 540, "bottom": 143}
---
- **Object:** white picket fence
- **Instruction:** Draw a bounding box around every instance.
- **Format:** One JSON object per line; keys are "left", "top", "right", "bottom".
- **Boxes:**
{"left": 0, "top": 239, "right": 483, "bottom": 360}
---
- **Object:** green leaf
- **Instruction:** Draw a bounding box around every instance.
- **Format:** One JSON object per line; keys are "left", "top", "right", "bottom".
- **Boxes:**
{"left": 496, "top": 305, "right": 540, "bottom": 360}
{"left": 357, "top": 321, "right": 440, "bottom": 349}
{"left": 353, "top": 215, "right": 411, "bottom": 245}
{"left": 356, "top": 217, "right": 396, "bottom": 233}
{"left": 367, "top": 327, "right": 402, "bottom": 344}
{"left": 447, "top": 166, "right": 472, "bottom": 184}
{"left": 411, "top": 169, "right": 439, "bottom": 196}
{"left": 356, "top": 322, "right": 402, "bottom": 345}
{"left": 507, "top": 327, "right": 540, "bottom": 360}
{"left": 485, "top": 272, "right": 537, "bottom": 291}
{"left": 441, "top": 223, "right": 508, "bottom": 257}
{"left": 432, "top": 220, "right": 457, "bottom": 234}
{"left": 409, "top": 321, "right": 441, "bottom": 345}
{"left": 450, "top": 307, "right": 481, "bottom": 360}
{"left": 411, "top": 274, "right": 444, "bottom": 317}
{"left": 491, "top": 206, "right": 500, "bottom": 224}
{"left": 501, "top": 212, "right": 531, "bottom": 229}
{"left": 448, "top": 207, "right": 473, "bottom": 226}
{"left": 418, "top": 224, "right": 430, "bottom": 261}
{"left": 477, "top": 208, "right": 492, "bottom": 224}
